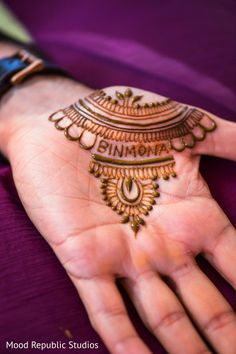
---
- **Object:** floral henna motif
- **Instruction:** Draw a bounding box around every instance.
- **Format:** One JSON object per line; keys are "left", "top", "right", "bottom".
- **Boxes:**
{"left": 49, "top": 87, "right": 216, "bottom": 234}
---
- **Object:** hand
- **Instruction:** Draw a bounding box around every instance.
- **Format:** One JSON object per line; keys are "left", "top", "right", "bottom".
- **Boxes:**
{"left": 1, "top": 79, "right": 236, "bottom": 354}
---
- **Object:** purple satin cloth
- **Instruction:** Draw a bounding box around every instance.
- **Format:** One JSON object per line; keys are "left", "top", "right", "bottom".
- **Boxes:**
{"left": 1, "top": 1, "right": 236, "bottom": 353}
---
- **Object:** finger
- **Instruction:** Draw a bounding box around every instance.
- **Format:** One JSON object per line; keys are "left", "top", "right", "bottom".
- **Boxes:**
{"left": 70, "top": 274, "right": 152, "bottom": 354}
{"left": 204, "top": 221, "right": 236, "bottom": 290}
{"left": 192, "top": 114, "right": 236, "bottom": 161}
{"left": 170, "top": 259, "right": 236, "bottom": 354}
{"left": 122, "top": 270, "right": 210, "bottom": 354}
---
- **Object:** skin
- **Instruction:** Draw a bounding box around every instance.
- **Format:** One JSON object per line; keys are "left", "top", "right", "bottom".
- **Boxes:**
{"left": 0, "top": 44, "right": 236, "bottom": 354}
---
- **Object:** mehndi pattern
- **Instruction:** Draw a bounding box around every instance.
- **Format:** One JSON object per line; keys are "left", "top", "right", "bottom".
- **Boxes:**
{"left": 49, "top": 87, "right": 216, "bottom": 234}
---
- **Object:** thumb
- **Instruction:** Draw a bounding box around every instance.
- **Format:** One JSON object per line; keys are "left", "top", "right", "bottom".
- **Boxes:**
{"left": 193, "top": 112, "right": 236, "bottom": 161}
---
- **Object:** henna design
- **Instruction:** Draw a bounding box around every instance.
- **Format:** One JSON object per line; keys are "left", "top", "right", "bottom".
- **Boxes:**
{"left": 49, "top": 87, "right": 216, "bottom": 234}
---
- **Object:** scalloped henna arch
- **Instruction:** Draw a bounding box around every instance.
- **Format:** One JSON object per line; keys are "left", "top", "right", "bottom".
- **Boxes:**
{"left": 49, "top": 87, "right": 216, "bottom": 234}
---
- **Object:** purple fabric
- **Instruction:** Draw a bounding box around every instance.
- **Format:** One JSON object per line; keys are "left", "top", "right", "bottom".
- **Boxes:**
{"left": 1, "top": 0, "right": 236, "bottom": 353}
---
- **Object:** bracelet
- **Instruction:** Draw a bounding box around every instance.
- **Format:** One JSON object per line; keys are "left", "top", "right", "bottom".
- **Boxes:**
{"left": 0, "top": 33, "right": 70, "bottom": 98}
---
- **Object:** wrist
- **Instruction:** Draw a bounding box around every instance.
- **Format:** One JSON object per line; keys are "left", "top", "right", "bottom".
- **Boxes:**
{"left": 0, "top": 43, "right": 92, "bottom": 156}
{"left": 0, "top": 41, "right": 93, "bottom": 157}
{"left": 0, "top": 74, "right": 92, "bottom": 158}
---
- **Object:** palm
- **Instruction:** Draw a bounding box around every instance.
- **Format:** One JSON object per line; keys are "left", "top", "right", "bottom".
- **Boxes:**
{"left": 9, "top": 118, "right": 221, "bottom": 267}
{"left": 8, "top": 100, "right": 236, "bottom": 354}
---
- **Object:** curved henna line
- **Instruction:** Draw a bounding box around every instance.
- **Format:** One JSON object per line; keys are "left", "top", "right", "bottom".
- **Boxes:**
{"left": 55, "top": 118, "right": 67, "bottom": 131}
{"left": 64, "top": 124, "right": 81, "bottom": 141}
{"left": 120, "top": 179, "right": 141, "bottom": 203}
{"left": 170, "top": 138, "right": 186, "bottom": 152}
{"left": 48, "top": 111, "right": 65, "bottom": 122}
{"left": 86, "top": 96, "right": 179, "bottom": 119}
{"left": 63, "top": 112, "right": 192, "bottom": 143}
{"left": 66, "top": 104, "right": 203, "bottom": 140}
{"left": 183, "top": 134, "right": 196, "bottom": 149}
{"left": 79, "top": 130, "right": 97, "bottom": 150}
{"left": 198, "top": 117, "right": 217, "bottom": 132}
{"left": 77, "top": 100, "right": 189, "bottom": 129}
{"left": 92, "top": 154, "right": 174, "bottom": 166}
{"left": 192, "top": 125, "right": 206, "bottom": 141}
